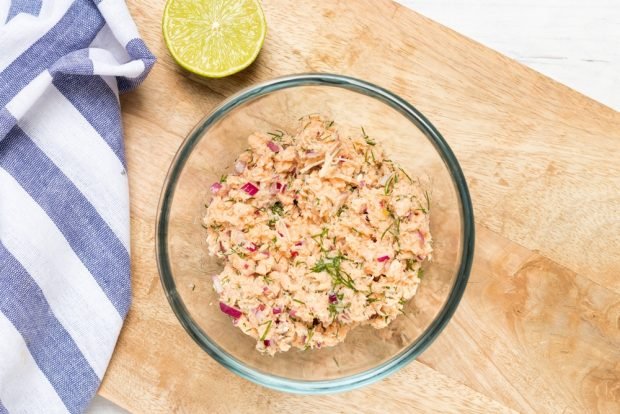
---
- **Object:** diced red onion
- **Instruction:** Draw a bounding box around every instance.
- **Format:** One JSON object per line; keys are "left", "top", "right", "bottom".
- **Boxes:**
{"left": 417, "top": 255, "right": 425, "bottom": 261}
{"left": 316, "top": 341, "right": 322, "bottom": 349}
{"left": 377, "top": 255, "right": 390, "bottom": 262}
{"left": 294, "top": 241, "right": 303, "bottom": 246}
{"left": 417, "top": 229, "right": 425, "bottom": 244}
{"left": 272, "top": 307, "right": 282, "bottom": 315}
{"left": 306, "top": 150, "right": 318, "bottom": 157}
{"left": 270, "top": 182, "right": 279, "bottom": 194}
{"left": 290, "top": 251, "right": 299, "bottom": 259}
{"left": 264, "top": 339, "right": 271, "bottom": 346}
{"left": 289, "top": 309, "right": 297, "bottom": 317}
{"left": 246, "top": 242, "right": 258, "bottom": 252}
{"left": 267, "top": 141, "right": 281, "bottom": 153}
{"left": 210, "top": 182, "right": 222, "bottom": 194}
{"left": 243, "top": 263, "right": 249, "bottom": 269}
{"left": 328, "top": 293, "right": 338, "bottom": 304}
{"left": 360, "top": 180, "right": 366, "bottom": 188}
{"left": 253, "top": 304, "right": 266, "bottom": 321}
{"left": 277, "top": 232, "right": 284, "bottom": 237}
{"left": 212, "top": 275, "right": 223, "bottom": 294}
{"left": 263, "top": 286, "right": 271, "bottom": 295}
{"left": 219, "top": 302, "right": 242, "bottom": 319}
{"left": 261, "top": 250, "right": 270, "bottom": 257}
{"left": 241, "top": 182, "right": 259, "bottom": 196}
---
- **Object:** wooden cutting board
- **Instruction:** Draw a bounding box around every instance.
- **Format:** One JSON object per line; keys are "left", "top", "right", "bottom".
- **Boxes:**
{"left": 100, "top": 0, "right": 620, "bottom": 412}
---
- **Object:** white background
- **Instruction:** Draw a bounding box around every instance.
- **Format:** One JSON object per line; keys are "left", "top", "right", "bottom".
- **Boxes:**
{"left": 88, "top": 0, "right": 619, "bottom": 412}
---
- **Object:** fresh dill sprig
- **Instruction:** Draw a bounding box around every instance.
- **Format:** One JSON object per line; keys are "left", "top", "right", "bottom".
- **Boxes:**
{"left": 311, "top": 227, "right": 329, "bottom": 251}
{"left": 311, "top": 252, "right": 356, "bottom": 290}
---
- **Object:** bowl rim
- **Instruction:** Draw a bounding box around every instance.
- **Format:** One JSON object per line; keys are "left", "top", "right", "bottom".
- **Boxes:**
{"left": 156, "top": 73, "right": 475, "bottom": 394}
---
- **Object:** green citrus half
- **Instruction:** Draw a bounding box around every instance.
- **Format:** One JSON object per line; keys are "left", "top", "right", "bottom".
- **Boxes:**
{"left": 163, "top": 0, "right": 267, "bottom": 78}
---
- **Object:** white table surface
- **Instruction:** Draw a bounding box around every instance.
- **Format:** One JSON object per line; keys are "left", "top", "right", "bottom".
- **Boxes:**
{"left": 88, "top": 0, "right": 619, "bottom": 412}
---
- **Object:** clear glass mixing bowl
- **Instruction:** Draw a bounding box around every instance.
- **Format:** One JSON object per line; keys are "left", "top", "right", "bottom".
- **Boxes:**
{"left": 156, "top": 73, "right": 474, "bottom": 393}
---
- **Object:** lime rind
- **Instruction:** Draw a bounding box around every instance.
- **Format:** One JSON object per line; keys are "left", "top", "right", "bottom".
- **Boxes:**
{"left": 163, "top": 0, "right": 267, "bottom": 78}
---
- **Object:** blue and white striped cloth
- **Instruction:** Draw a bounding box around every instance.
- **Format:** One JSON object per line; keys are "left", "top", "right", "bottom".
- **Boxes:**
{"left": 0, "top": 0, "right": 154, "bottom": 412}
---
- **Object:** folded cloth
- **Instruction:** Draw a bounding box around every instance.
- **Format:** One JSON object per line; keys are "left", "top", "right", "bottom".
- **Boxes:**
{"left": 0, "top": 1, "right": 154, "bottom": 412}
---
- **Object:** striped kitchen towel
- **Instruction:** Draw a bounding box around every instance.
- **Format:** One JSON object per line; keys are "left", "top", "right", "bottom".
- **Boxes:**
{"left": 0, "top": 0, "right": 154, "bottom": 412}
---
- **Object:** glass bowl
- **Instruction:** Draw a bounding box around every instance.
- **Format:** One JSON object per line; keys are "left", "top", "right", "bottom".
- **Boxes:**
{"left": 156, "top": 73, "right": 474, "bottom": 393}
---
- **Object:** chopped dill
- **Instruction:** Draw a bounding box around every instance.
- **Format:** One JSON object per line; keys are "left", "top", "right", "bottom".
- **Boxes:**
{"left": 405, "top": 258, "right": 417, "bottom": 271}
{"left": 423, "top": 190, "right": 431, "bottom": 212}
{"left": 361, "top": 126, "right": 376, "bottom": 146}
{"left": 219, "top": 174, "right": 227, "bottom": 183}
{"left": 304, "top": 327, "right": 315, "bottom": 349}
{"left": 293, "top": 298, "right": 306, "bottom": 305}
{"left": 270, "top": 201, "right": 284, "bottom": 216}
{"left": 228, "top": 247, "right": 246, "bottom": 258}
{"left": 328, "top": 301, "right": 351, "bottom": 320}
{"left": 267, "top": 130, "right": 285, "bottom": 141}
{"left": 384, "top": 172, "right": 397, "bottom": 195}
{"left": 398, "top": 167, "right": 413, "bottom": 183}
{"left": 260, "top": 320, "right": 272, "bottom": 341}
{"left": 381, "top": 221, "right": 394, "bottom": 240}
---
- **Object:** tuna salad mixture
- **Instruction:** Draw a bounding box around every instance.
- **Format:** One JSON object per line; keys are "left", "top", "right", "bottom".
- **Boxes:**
{"left": 203, "top": 115, "right": 432, "bottom": 355}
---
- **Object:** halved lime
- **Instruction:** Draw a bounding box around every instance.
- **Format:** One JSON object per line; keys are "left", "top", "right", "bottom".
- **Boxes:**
{"left": 163, "top": 0, "right": 267, "bottom": 78}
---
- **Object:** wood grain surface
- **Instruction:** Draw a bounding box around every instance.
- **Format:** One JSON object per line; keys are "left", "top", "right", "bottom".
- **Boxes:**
{"left": 100, "top": 0, "right": 620, "bottom": 412}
